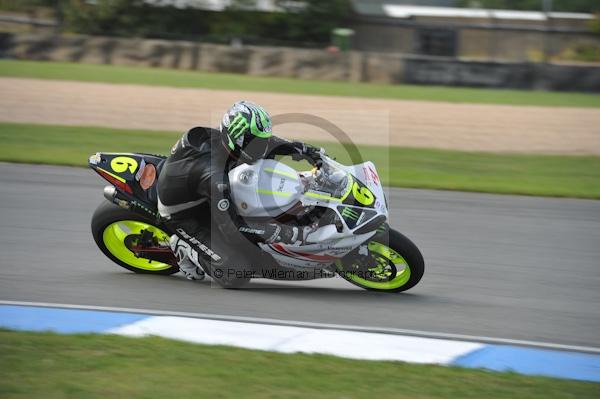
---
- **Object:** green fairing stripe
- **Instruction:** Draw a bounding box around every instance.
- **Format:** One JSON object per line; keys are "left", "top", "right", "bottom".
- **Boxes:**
{"left": 257, "top": 189, "right": 291, "bottom": 197}
{"left": 264, "top": 167, "right": 297, "bottom": 179}
{"left": 337, "top": 241, "right": 411, "bottom": 290}
{"left": 305, "top": 192, "right": 342, "bottom": 202}
{"left": 102, "top": 221, "right": 172, "bottom": 271}
{"left": 340, "top": 174, "right": 353, "bottom": 202}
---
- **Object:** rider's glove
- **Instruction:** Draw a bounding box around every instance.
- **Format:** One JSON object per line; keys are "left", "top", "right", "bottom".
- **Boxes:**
{"left": 291, "top": 141, "right": 324, "bottom": 167}
{"left": 265, "top": 224, "right": 303, "bottom": 244}
{"left": 305, "top": 145, "right": 324, "bottom": 168}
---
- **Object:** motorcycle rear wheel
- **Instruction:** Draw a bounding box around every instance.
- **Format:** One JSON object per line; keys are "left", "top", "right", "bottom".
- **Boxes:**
{"left": 336, "top": 228, "right": 424, "bottom": 293}
{"left": 91, "top": 201, "right": 180, "bottom": 275}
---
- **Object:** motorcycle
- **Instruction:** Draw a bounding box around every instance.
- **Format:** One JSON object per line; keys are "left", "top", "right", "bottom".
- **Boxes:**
{"left": 89, "top": 150, "right": 424, "bottom": 292}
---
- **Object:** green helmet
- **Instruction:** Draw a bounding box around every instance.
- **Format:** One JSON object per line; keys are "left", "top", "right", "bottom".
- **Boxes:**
{"left": 220, "top": 101, "right": 273, "bottom": 163}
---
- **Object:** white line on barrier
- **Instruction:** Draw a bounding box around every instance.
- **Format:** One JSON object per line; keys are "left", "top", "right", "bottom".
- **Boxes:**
{"left": 2, "top": 299, "right": 599, "bottom": 354}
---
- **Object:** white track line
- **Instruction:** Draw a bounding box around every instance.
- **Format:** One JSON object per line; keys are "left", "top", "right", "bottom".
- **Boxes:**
{"left": 2, "top": 299, "right": 599, "bottom": 354}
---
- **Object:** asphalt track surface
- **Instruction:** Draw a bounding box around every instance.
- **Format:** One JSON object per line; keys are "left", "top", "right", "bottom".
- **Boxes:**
{"left": 1, "top": 163, "right": 599, "bottom": 348}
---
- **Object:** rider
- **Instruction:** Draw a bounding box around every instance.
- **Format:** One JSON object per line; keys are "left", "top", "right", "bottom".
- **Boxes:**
{"left": 157, "top": 101, "right": 324, "bottom": 280}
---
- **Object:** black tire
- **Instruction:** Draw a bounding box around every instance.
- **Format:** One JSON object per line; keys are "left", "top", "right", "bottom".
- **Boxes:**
{"left": 91, "top": 201, "right": 180, "bottom": 275}
{"left": 337, "top": 228, "right": 424, "bottom": 293}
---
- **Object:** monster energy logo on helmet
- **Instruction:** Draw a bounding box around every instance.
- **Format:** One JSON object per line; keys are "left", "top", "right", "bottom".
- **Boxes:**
{"left": 228, "top": 113, "right": 250, "bottom": 140}
{"left": 221, "top": 101, "right": 273, "bottom": 162}
{"left": 222, "top": 101, "right": 272, "bottom": 142}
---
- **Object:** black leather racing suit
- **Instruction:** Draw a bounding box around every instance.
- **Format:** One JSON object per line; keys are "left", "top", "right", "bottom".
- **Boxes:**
{"left": 157, "top": 127, "right": 320, "bottom": 267}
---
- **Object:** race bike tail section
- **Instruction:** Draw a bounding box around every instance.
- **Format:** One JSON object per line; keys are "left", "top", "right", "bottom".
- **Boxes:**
{"left": 88, "top": 152, "right": 164, "bottom": 219}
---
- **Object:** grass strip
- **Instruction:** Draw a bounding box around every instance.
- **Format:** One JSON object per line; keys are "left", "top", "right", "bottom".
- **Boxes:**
{"left": 0, "top": 122, "right": 599, "bottom": 199}
{"left": 1, "top": 60, "right": 599, "bottom": 108}
{"left": 0, "top": 330, "right": 598, "bottom": 399}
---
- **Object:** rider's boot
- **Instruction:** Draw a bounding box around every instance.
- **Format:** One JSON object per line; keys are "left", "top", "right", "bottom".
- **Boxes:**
{"left": 169, "top": 234, "right": 205, "bottom": 280}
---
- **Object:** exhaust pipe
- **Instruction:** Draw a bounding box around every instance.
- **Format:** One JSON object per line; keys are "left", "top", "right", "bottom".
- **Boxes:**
{"left": 103, "top": 185, "right": 116, "bottom": 202}
{"left": 103, "top": 185, "right": 130, "bottom": 209}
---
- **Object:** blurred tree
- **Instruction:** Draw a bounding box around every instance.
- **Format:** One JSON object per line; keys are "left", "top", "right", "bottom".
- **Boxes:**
{"left": 274, "top": 0, "right": 351, "bottom": 43}
{"left": 227, "top": 0, "right": 258, "bottom": 10}
{"left": 0, "top": 0, "right": 47, "bottom": 11}
{"left": 0, "top": 0, "right": 64, "bottom": 12}
{"left": 62, "top": 0, "right": 215, "bottom": 38}
{"left": 215, "top": 0, "right": 260, "bottom": 37}
{"left": 45, "top": 0, "right": 350, "bottom": 46}
{"left": 590, "top": 13, "right": 600, "bottom": 34}
{"left": 64, "top": 0, "right": 146, "bottom": 36}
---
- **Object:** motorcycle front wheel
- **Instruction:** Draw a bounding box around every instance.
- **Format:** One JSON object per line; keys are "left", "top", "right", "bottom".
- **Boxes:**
{"left": 336, "top": 228, "right": 424, "bottom": 293}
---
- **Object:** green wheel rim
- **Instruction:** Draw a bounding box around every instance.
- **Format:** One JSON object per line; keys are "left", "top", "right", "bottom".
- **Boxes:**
{"left": 102, "top": 220, "right": 172, "bottom": 271}
{"left": 337, "top": 241, "right": 411, "bottom": 290}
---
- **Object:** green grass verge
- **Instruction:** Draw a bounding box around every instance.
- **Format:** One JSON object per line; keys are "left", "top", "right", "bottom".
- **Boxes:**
{"left": 0, "top": 330, "right": 597, "bottom": 399}
{"left": 1, "top": 60, "right": 599, "bottom": 107}
{"left": 1, "top": 122, "right": 599, "bottom": 199}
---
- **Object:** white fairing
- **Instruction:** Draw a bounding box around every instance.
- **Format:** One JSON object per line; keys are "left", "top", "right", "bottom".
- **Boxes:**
{"left": 347, "top": 161, "right": 389, "bottom": 218}
{"left": 228, "top": 157, "right": 388, "bottom": 270}
{"left": 229, "top": 160, "right": 303, "bottom": 218}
